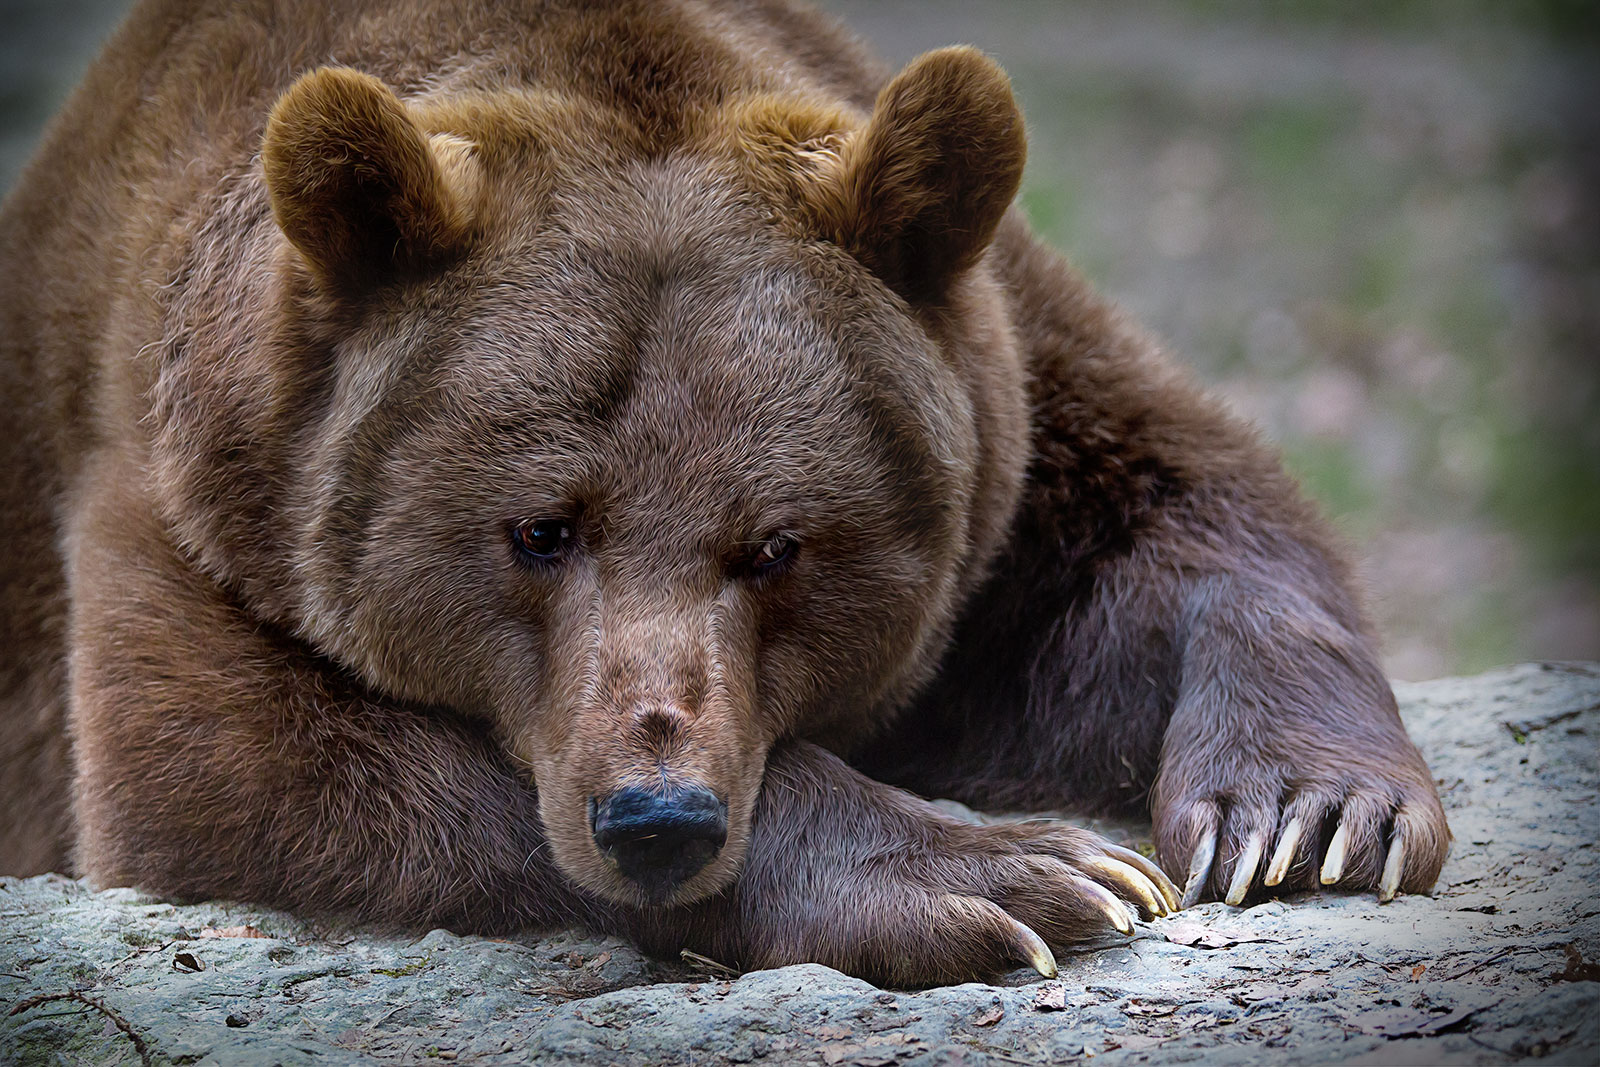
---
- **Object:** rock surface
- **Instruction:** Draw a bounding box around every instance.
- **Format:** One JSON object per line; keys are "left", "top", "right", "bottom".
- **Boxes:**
{"left": 3, "top": 663, "right": 1598, "bottom": 1065}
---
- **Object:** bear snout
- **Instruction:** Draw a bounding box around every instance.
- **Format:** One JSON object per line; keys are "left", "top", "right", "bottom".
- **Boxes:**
{"left": 588, "top": 784, "right": 729, "bottom": 902}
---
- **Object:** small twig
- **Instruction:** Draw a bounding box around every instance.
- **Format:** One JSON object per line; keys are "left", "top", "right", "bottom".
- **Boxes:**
{"left": 1442, "top": 948, "right": 1516, "bottom": 982}
{"left": 371, "top": 1003, "right": 409, "bottom": 1027}
{"left": 679, "top": 949, "right": 740, "bottom": 977}
{"left": 1468, "top": 1033, "right": 1514, "bottom": 1056}
{"left": 8, "top": 991, "right": 152, "bottom": 1067}
{"left": 970, "top": 1050, "right": 1040, "bottom": 1066}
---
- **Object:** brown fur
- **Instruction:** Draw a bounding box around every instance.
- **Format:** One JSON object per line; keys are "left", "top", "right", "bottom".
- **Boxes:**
{"left": 0, "top": 0, "right": 1447, "bottom": 985}
{"left": 263, "top": 68, "right": 482, "bottom": 289}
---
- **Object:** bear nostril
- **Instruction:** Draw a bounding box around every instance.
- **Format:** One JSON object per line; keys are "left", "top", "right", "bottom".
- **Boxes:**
{"left": 589, "top": 784, "right": 728, "bottom": 900}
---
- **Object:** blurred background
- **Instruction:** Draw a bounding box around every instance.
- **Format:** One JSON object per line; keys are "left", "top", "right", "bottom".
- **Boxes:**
{"left": 3, "top": 0, "right": 1596, "bottom": 679}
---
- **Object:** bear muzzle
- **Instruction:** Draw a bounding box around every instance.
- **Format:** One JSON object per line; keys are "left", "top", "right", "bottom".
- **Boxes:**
{"left": 588, "top": 783, "right": 729, "bottom": 902}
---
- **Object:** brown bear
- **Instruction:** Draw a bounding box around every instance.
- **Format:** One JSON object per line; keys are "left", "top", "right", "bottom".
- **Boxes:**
{"left": 0, "top": 0, "right": 1448, "bottom": 986}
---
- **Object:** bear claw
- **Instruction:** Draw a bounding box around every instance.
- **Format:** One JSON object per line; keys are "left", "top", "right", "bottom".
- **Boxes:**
{"left": 1379, "top": 836, "right": 1404, "bottom": 902}
{"left": 1224, "top": 833, "right": 1266, "bottom": 906}
{"left": 1176, "top": 802, "right": 1426, "bottom": 904}
{"left": 1181, "top": 831, "right": 1218, "bottom": 909}
{"left": 1074, "top": 876, "right": 1137, "bottom": 934}
{"left": 1083, "top": 856, "right": 1170, "bottom": 918}
{"left": 943, "top": 892, "right": 1060, "bottom": 977}
{"left": 1319, "top": 821, "right": 1351, "bottom": 885}
{"left": 1012, "top": 918, "right": 1059, "bottom": 977}
{"left": 1263, "top": 816, "right": 1305, "bottom": 887}
{"left": 1102, "top": 843, "right": 1182, "bottom": 913}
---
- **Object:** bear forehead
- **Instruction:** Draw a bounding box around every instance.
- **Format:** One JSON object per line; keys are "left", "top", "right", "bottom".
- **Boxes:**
{"left": 310, "top": 148, "right": 978, "bottom": 553}
{"left": 429, "top": 157, "right": 970, "bottom": 464}
{"left": 432, "top": 248, "right": 966, "bottom": 517}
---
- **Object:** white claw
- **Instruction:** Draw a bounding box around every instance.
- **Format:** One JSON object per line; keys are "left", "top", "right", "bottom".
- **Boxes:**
{"left": 1320, "top": 820, "right": 1351, "bottom": 885}
{"left": 1264, "top": 816, "right": 1305, "bottom": 887}
{"left": 1105, "top": 844, "right": 1182, "bottom": 914}
{"left": 1379, "top": 835, "right": 1405, "bottom": 903}
{"left": 1084, "top": 856, "right": 1168, "bottom": 918}
{"left": 1074, "top": 877, "right": 1137, "bottom": 935}
{"left": 1225, "top": 833, "right": 1266, "bottom": 907}
{"left": 945, "top": 894, "right": 1059, "bottom": 978}
{"left": 1181, "top": 832, "right": 1217, "bottom": 910}
{"left": 1013, "top": 917, "right": 1058, "bottom": 977}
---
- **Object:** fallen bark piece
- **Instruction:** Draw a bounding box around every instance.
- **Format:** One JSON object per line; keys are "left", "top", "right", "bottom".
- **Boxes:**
{"left": 1162, "top": 921, "right": 1280, "bottom": 949}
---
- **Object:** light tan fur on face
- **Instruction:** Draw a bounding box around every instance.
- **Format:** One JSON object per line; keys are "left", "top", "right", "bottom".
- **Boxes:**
{"left": 511, "top": 585, "right": 771, "bottom": 906}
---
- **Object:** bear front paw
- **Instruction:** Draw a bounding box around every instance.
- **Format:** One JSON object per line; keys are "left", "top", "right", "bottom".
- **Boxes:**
{"left": 1154, "top": 755, "right": 1450, "bottom": 909}
{"left": 944, "top": 822, "right": 1182, "bottom": 963}
{"left": 743, "top": 818, "right": 1180, "bottom": 986}
{"left": 703, "top": 742, "right": 1182, "bottom": 985}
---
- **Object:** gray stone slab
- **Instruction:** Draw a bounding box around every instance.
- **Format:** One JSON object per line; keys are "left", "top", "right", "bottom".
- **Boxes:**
{"left": 3, "top": 663, "right": 1598, "bottom": 1065}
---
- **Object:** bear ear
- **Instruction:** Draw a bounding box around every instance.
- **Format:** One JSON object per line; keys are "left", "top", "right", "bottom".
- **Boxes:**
{"left": 262, "top": 68, "right": 477, "bottom": 289}
{"left": 818, "top": 47, "right": 1025, "bottom": 301}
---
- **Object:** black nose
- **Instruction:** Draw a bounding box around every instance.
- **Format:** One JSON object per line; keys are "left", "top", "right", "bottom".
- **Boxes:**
{"left": 589, "top": 785, "right": 728, "bottom": 900}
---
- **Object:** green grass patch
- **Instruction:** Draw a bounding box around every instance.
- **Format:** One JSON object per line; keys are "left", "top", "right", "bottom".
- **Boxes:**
{"left": 372, "top": 958, "right": 430, "bottom": 978}
{"left": 1281, "top": 438, "right": 1381, "bottom": 534}
{"left": 1488, "top": 429, "right": 1600, "bottom": 579}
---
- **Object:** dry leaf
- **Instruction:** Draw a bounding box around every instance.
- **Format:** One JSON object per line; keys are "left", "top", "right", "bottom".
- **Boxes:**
{"left": 1033, "top": 985, "right": 1067, "bottom": 1012}
{"left": 973, "top": 1003, "right": 1004, "bottom": 1027}
{"left": 1162, "top": 921, "right": 1279, "bottom": 949}
{"left": 199, "top": 925, "right": 267, "bottom": 939}
{"left": 1553, "top": 944, "right": 1600, "bottom": 983}
{"left": 809, "top": 1025, "right": 854, "bottom": 1041}
{"left": 1354, "top": 1004, "right": 1480, "bottom": 1038}
{"left": 1410, "top": 964, "right": 1426, "bottom": 981}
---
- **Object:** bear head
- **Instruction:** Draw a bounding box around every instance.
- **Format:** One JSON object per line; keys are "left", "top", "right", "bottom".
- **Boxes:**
{"left": 148, "top": 49, "right": 1029, "bottom": 909}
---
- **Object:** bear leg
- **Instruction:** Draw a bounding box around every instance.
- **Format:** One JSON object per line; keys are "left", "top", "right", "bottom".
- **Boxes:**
{"left": 65, "top": 457, "right": 594, "bottom": 932}
{"left": 631, "top": 739, "right": 1178, "bottom": 986}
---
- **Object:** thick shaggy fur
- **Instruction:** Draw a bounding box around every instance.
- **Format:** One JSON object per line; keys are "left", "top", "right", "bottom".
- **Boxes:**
{"left": 0, "top": 0, "right": 1448, "bottom": 985}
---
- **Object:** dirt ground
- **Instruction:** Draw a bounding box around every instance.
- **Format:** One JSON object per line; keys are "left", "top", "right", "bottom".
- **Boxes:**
{"left": 4, "top": 664, "right": 1597, "bottom": 1065}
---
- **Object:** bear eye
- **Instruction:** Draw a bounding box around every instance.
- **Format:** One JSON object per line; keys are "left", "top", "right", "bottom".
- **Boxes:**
{"left": 511, "top": 518, "right": 572, "bottom": 562}
{"left": 749, "top": 533, "right": 799, "bottom": 575}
